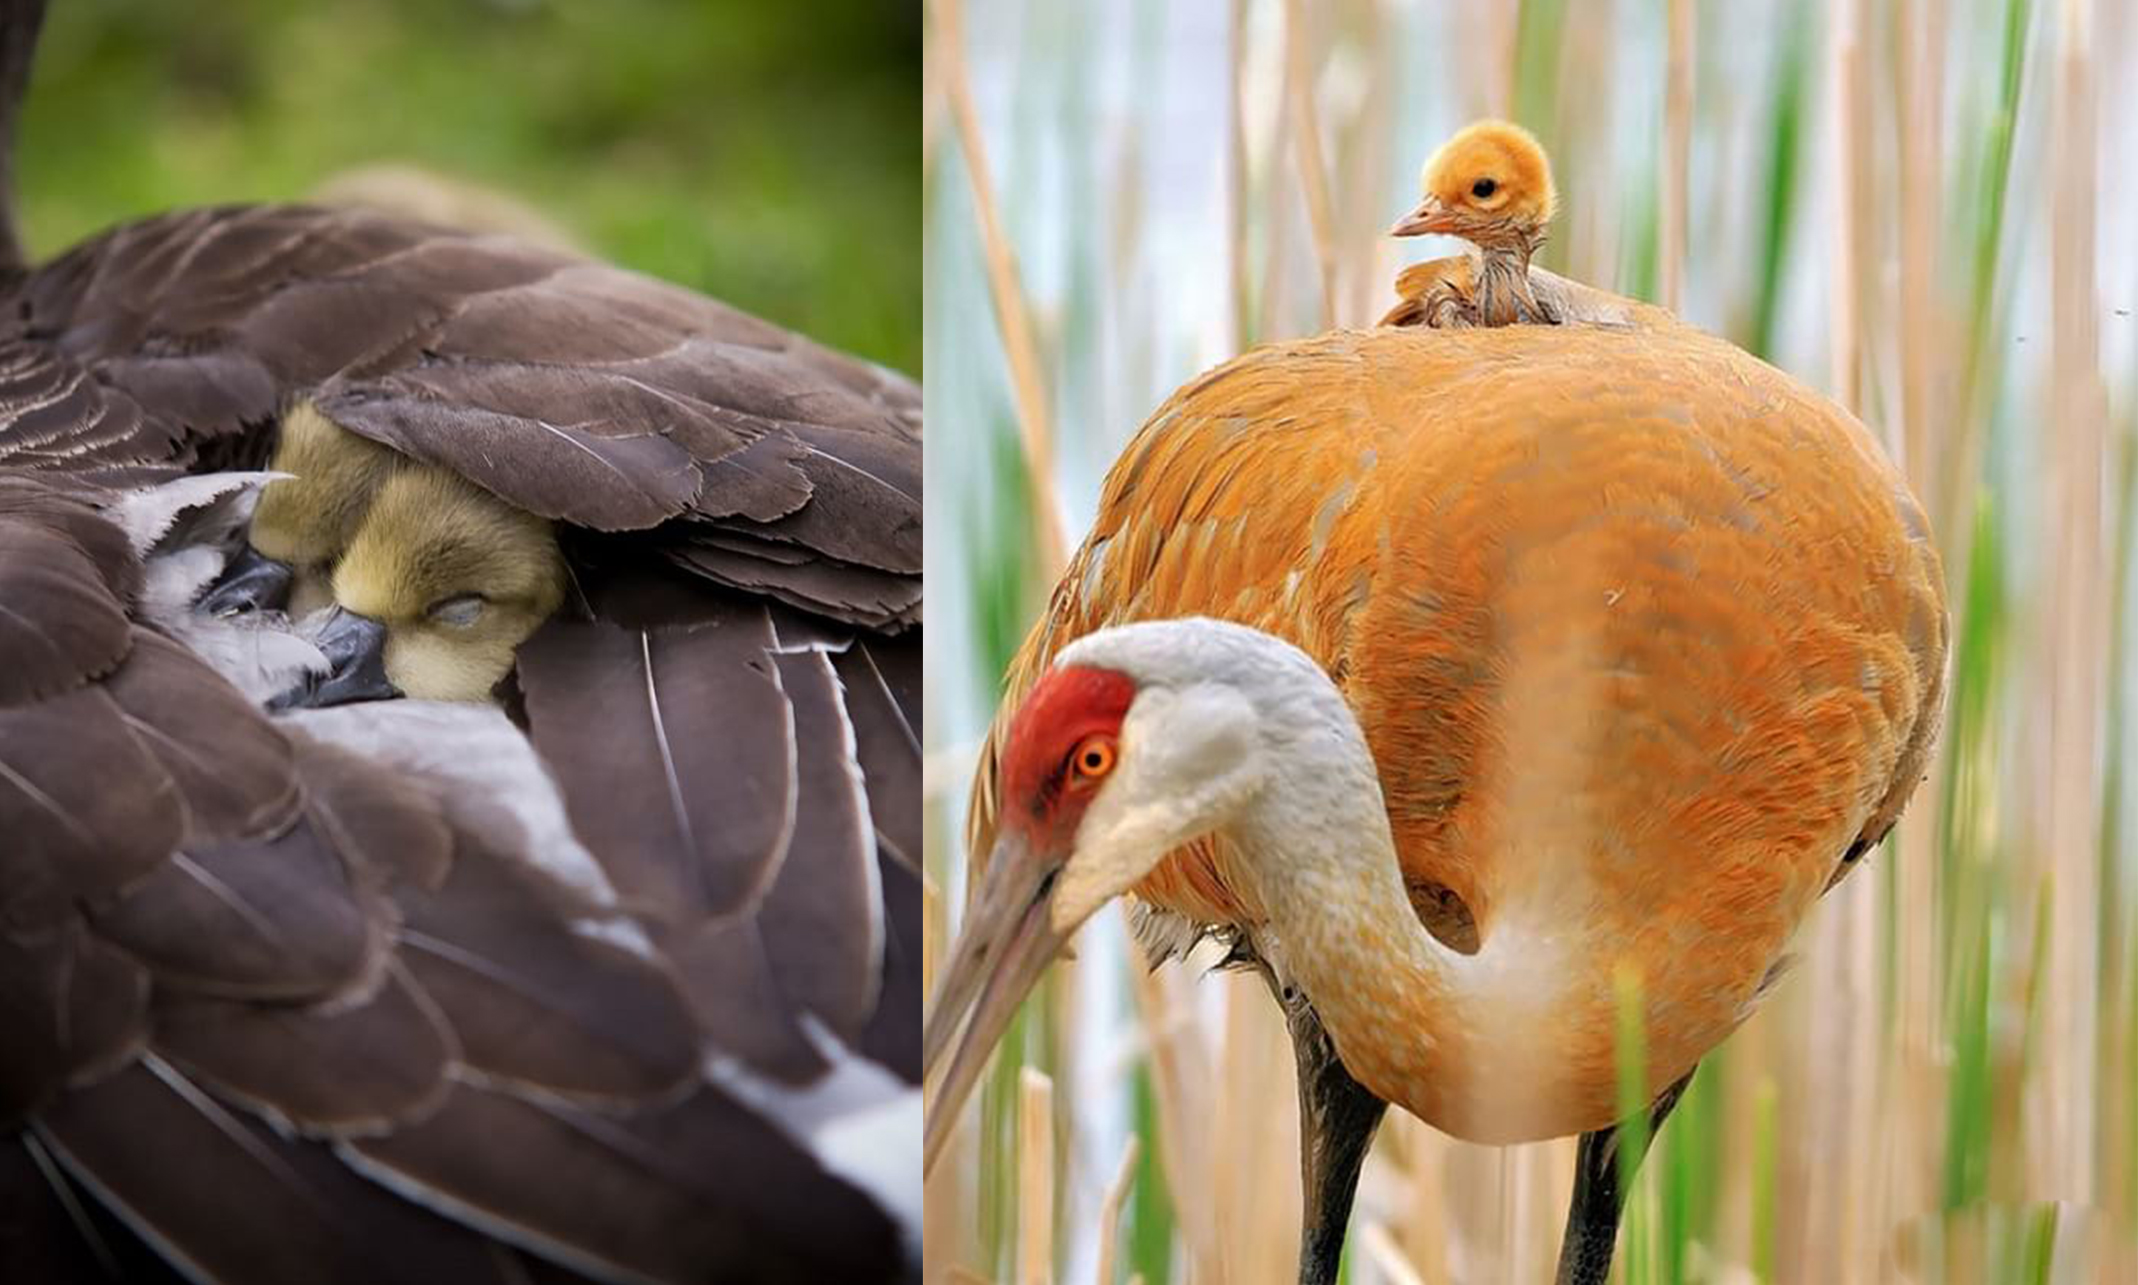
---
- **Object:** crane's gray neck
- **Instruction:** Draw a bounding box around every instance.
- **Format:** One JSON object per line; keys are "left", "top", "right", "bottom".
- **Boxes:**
{"left": 0, "top": 0, "right": 46, "bottom": 273}
{"left": 1217, "top": 677, "right": 1471, "bottom": 1113}
{"left": 1229, "top": 704, "right": 1458, "bottom": 981}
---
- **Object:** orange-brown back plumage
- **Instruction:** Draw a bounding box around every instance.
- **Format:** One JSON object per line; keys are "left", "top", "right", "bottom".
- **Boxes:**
{"left": 967, "top": 311, "right": 1945, "bottom": 1141}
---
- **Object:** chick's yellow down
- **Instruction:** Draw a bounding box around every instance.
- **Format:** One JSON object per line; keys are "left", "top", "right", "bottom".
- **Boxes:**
{"left": 249, "top": 403, "right": 400, "bottom": 615}
{"left": 331, "top": 465, "right": 566, "bottom": 701}
{"left": 251, "top": 403, "right": 565, "bottom": 701}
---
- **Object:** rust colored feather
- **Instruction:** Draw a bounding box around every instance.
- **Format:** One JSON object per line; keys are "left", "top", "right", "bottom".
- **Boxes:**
{"left": 1382, "top": 257, "right": 1675, "bottom": 333}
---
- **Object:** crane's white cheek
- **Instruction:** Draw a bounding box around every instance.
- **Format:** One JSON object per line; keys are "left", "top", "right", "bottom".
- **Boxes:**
{"left": 1048, "top": 692, "right": 1268, "bottom": 935}
{"left": 1051, "top": 793, "right": 1185, "bottom": 933}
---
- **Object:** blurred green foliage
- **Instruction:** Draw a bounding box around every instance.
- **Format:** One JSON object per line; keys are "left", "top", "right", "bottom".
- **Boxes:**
{"left": 15, "top": 0, "right": 918, "bottom": 373}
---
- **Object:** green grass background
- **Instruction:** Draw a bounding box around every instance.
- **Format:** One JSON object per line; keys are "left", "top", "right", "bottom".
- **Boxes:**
{"left": 15, "top": 0, "right": 919, "bottom": 374}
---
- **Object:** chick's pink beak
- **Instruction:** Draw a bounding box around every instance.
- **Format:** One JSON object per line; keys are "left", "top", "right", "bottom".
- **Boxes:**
{"left": 1391, "top": 194, "right": 1453, "bottom": 238}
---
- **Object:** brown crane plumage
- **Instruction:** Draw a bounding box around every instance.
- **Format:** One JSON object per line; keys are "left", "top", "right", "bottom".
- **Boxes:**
{"left": 945, "top": 292, "right": 1943, "bottom": 1281}
{"left": 0, "top": 2, "right": 918, "bottom": 1280}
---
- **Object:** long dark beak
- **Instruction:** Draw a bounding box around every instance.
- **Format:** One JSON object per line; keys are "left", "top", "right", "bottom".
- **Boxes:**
{"left": 270, "top": 606, "right": 399, "bottom": 709}
{"left": 197, "top": 546, "right": 294, "bottom": 617}
{"left": 922, "top": 827, "right": 1073, "bottom": 1175}
{"left": 1390, "top": 195, "right": 1452, "bottom": 238}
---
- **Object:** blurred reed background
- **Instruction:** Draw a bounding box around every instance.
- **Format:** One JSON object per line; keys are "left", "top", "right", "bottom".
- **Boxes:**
{"left": 924, "top": 0, "right": 2134, "bottom": 1281}
{"left": 15, "top": 0, "right": 919, "bottom": 373}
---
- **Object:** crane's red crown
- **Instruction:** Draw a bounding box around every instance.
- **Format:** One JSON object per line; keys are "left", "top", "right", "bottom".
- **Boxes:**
{"left": 998, "top": 664, "right": 1137, "bottom": 838}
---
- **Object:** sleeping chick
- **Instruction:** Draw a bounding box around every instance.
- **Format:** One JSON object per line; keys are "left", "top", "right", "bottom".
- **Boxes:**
{"left": 1387, "top": 119, "right": 1558, "bottom": 327}
{"left": 199, "top": 400, "right": 566, "bottom": 706}
{"left": 244, "top": 401, "right": 400, "bottom": 616}
{"left": 329, "top": 464, "right": 566, "bottom": 703}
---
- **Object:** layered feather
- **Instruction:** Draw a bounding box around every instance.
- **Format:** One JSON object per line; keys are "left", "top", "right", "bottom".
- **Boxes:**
{"left": 4, "top": 203, "right": 922, "bottom": 629}
{"left": 0, "top": 478, "right": 911, "bottom": 1280}
{"left": 0, "top": 146, "right": 917, "bottom": 1283}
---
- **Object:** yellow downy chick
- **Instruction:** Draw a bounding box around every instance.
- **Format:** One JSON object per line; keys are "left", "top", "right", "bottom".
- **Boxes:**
{"left": 1388, "top": 119, "right": 1559, "bottom": 327}
{"left": 331, "top": 464, "right": 567, "bottom": 702}
{"left": 250, "top": 402, "right": 401, "bottom": 615}
{"left": 242, "top": 401, "right": 567, "bottom": 705}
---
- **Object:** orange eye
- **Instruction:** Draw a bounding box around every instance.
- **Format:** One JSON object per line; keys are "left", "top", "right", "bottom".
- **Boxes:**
{"left": 1069, "top": 735, "right": 1117, "bottom": 782}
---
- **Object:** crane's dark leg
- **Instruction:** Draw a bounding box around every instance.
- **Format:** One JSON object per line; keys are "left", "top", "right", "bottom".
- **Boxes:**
{"left": 1553, "top": 1065, "right": 1698, "bottom": 1285}
{"left": 1247, "top": 964, "right": 1388, "bottom": 1285}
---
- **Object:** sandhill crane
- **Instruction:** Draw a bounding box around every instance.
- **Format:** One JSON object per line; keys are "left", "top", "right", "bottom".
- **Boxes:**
{"left": 927, "top": 314, "right": 1945, "bottom": 1283}
{"left": 1386, "top": 119, "right": 1560, "bottom": 327}
{"left": 0, "top": 0, "right": 919, "bottom": 1277}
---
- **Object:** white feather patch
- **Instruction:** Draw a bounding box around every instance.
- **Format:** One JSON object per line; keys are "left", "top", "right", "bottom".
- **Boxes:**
{"left": 110, "top": 471, "right": 282, "bottom": 555}
{"left": 279, "top": 702, "right": 652, "bottom": 959}
{"left": 706, "top": 1019, "right": 919, "bottom": 1261}
{"left": 122, "top": 474, "right": 329, "bottom": 705}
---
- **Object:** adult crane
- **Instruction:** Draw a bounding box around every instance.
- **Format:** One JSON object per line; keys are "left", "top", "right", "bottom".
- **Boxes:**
{"left": 927, "top": 301, "right": 1944, "bottom": 1283}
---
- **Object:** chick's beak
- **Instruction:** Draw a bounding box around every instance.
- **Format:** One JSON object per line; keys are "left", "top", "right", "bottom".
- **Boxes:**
{"left": 1390, "top": 194, "right": 1453, "bottom": 238}
{"left": 197, "top": 545, "right": 294, "bottom": 617}
{"left": 271, "top": 605, "right": 400, "bottom": 709}
{"left": 922, "top": 826, "right": 1074, "bottom": 1175}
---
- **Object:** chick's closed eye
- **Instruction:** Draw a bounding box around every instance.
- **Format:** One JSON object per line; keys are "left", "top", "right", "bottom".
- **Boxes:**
{"left": 330, "top": 466, "right": 564, "bottom": 701}
{"left": 428, "top": 593, "right": 487, "bottom": 628}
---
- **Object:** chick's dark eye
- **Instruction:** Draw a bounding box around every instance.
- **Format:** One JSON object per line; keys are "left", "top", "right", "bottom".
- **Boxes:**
{"left": 1471, "top": 177, "right": 1498, "bottom": 199}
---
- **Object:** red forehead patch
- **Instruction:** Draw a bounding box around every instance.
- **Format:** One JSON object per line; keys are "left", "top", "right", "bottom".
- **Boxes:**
{"left": 999, "top": 664, "right": 1137, "bottom": 826}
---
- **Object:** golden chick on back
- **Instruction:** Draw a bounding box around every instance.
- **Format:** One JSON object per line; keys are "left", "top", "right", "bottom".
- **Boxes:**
{"left": 1386, "top": 119, "right": 1559, "bottom": 328}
